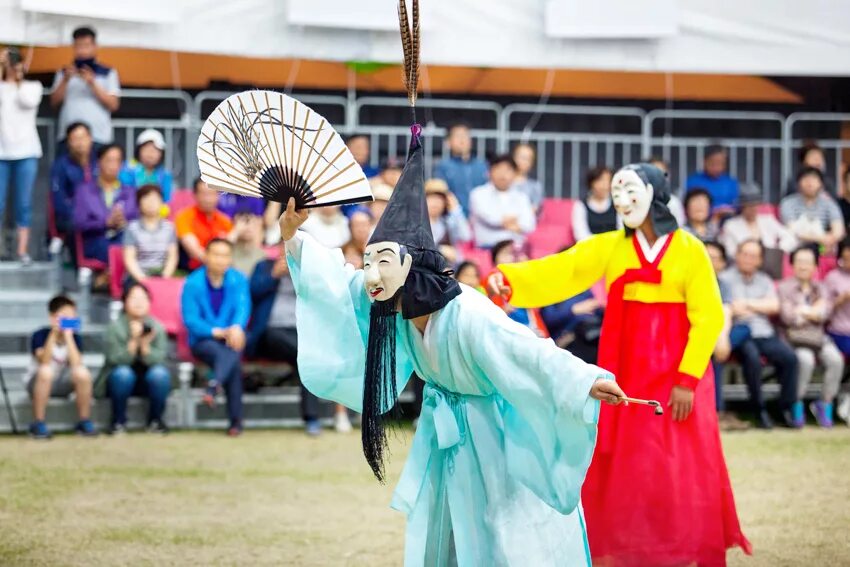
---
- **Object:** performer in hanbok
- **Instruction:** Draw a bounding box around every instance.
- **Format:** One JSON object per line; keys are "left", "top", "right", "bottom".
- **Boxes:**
{"left": 490, "top": 163, "right": 753, "bottom": 566}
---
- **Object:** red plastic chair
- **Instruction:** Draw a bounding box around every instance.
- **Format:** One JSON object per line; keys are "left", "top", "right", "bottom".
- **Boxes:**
{"left": 108, "top": 245, "right": 126, "bottom": 299}
{"left": 144, "top": 277, "right": 186, "bottom": 336}
{"left": 167, "top": 189, "right": 195, "bottom": 221}
{"left": 756, "top": 203, "right": 779, "bottom": 219}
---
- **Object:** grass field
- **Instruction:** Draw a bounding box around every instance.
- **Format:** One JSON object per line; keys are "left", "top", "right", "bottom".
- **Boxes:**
{"left": 1, "top": 427, "right": 849, "bottom": 566}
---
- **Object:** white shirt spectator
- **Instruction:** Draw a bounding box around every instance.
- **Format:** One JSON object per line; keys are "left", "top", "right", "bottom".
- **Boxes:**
{"left": 301, "top": 209, "right": 351, "bottom": 249}
{"left": 470, "top": 182, "right": 536, "bottom": 248}
{"left": 720, "top": 214, "right": 797, "bottom": 259}
{"left": 0, "top": 80, "right": 42, "bottom": 160}
{"left": 52, "top": 66, "right": 120, "bottom": 144}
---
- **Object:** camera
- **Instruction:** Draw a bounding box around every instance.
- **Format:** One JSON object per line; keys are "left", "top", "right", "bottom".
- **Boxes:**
{"left": 5, "top": 47, "right": 22, "bottom": 66}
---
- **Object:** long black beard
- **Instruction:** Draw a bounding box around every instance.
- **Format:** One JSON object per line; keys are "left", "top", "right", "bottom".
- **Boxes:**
{"left": 362, "top": 293, "right": 400, "bottom": 483}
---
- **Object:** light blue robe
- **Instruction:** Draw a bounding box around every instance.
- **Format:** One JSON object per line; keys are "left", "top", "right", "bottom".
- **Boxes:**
{"left": 287, "top": 232, "right": 611, "bottom": 567}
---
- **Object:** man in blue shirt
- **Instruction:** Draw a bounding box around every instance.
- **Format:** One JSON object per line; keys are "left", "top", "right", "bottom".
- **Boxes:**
{"left": 434, "top": 122, "right": 488, "bottom": 214}
{"left": 686, "top": 144, "right": 740, "bottom": 213}
{"left": 50, "top": 122, "right": 96, "bottom": 236}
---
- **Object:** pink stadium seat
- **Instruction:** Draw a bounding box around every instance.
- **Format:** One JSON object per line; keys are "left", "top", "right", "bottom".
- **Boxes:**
{"left": 144, "top": 277, "right": 186, "bottom": 336}
{"left": 74, "top": 232, "right": 107, "bottom": 272}
{"left": 756, "top": 204, "right": 779, "bottom": 219}
{"left": 108, "top": 245, "right": 126, "bottom": 299}
{"left": 463, "top": 246, "right": 494, "bottom": 276}
{"left": 819, "top": 254, "right": 838, "bottom": 279}
{"left": 528, "top": 225, "right": 570, "bottom": 259}
{"left": 168, "top": 189, "right": 195, "bottom": 220}
{"left": 264, "top": 245, "right": 281, "bottom": 260}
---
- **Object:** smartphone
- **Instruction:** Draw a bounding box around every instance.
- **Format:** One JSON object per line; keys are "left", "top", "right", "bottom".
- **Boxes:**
{"left": 59, "top": 317, "right": 81, "bottom": 332}
{"left": 142, "top": 323, "right": 153, "bottom": 336}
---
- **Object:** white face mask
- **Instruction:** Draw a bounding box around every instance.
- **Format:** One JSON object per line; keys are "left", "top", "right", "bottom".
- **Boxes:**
{"left": 611, "top": 169, "right": 653, "bottom": 229}
{"left": 363, "top": 241, "right": 413, "bottom": 303}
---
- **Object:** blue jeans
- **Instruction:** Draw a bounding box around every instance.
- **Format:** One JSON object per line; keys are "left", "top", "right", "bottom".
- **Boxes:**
{"left": 108, "top": 364, "right": 172, "bottom": 425}
{"left": 712, "top": 324, "right": 752, "bottom": 411}
{"left": 0, "top": 157, "right": 38, "bottom": 228}
{"left": 191, "top": 339, "right": 244, "bottom": 426}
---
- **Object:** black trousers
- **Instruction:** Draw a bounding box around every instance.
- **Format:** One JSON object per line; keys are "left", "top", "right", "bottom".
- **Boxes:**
{"left": 733, "top": 335, "right": 798, "bottom": 411}
{"left": 256, "top": 327, "right": 320, "bottom": 422}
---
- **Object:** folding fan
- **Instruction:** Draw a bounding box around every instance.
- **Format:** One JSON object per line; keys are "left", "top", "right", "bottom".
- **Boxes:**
{"left": 197, "top": 91, "right": 373, "bottom": 209}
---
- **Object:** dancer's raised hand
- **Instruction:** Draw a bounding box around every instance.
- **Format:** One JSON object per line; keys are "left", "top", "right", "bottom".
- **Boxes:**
{"left": 590, "top": 379, "right": 626, "bottom": 405}
{"left": 279, "top": 198, "right": 309, "bottom": 241}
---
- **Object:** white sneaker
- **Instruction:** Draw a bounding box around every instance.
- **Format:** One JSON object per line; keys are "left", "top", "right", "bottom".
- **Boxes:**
{"left": 335, "top": 411, "right": 353, "bottom": 433}
{"left": 836, "top": 393, "right": 850, "bottom": 425}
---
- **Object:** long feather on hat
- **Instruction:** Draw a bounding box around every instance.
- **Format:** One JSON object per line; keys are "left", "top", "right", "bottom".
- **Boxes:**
{"left": 398, "top": 0, "right": 420, "bottom": 111}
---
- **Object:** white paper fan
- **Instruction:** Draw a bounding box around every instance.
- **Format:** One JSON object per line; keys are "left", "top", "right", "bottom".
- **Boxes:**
{"left": 197, "top": 90, "right": 373, "bottom": 209}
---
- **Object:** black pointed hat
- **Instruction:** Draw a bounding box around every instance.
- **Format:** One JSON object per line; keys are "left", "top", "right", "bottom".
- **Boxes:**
{"left": 367, "top": 128, "right": 435, "bottom": 251}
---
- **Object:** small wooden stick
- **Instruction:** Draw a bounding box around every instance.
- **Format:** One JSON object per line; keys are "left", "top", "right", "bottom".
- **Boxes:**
{"left": 620, "top": 396, "right": 664, "bottom": 415}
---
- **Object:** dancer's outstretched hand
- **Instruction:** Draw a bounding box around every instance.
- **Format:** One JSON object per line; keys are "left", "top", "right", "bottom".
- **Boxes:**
{"left": 590, "top": 379, "right": 626, "bottom": 405}
{"left": 486, "top": 271, "right": 512, "bottom": 299}
{"left": 279, "top": 198, "right": 309, "bottom": 241}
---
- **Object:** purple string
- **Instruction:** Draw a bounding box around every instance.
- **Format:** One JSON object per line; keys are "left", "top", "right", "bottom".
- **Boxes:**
{"left": 409, "top": 123, "right": 422, "bottom": 148}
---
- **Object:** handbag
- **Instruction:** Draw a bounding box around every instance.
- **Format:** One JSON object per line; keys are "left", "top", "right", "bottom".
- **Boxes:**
{"left": 786, "top": 323, "right": 826, "bottom": 349}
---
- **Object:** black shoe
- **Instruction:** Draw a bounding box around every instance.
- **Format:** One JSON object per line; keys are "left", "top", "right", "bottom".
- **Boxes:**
{"left": 147, "top": 420, "right": 170, "bottom": 435}
{"left": 756, "top": 410, "right": 774, "bottom": 430}
{"left": 781, "top": 410, "right": 801, "bottom": 429}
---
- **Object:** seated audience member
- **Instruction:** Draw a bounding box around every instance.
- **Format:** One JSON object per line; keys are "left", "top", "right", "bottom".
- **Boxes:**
{"left": 375, "top": 156, "right": 403, "bottom": 192}
{"left": 454, "top": 261, "right": 484, "bottom": 293}
{"left": 50, "top": 122, "right": 96, "bottom": 236}
{"left": 785, "top": 141, "right": 834, "bottom": 197}
{"left": 434, "top": 122, "right": 489, "bottom": 213}
{"left": 683, "top": 188, "right": 719, "bottom": 241}
{"left": 685, "top": 143, "right": 739, "bottom": 214}
{"left": 511, "top": 143, "right": 543, "bottom": 213}
{"left": 825, "top": 237, "right": 850, "bottom": 357}
{"left": 780, "top": 167, "right": 845, "bottom": 251}
{"left": 486, "top": 240, "right": 548, "bottom": 337}
{"left": 540, "top": 287, "right": 603, "bottom": 364}
{"left": 346, "top": 134, "right": 379, "bottom": 179}
{"left": 720, "top": 183, "right": 796, "bottom": 260}
{"left": 368, "top": 183, "right": 393, "bottom": 224}
{"left": 705, "top": 240, "right": 750, "bottom": 431}
{"left": 470, "top": 155, "right": 536, "bottom": 249}
{"left": 119, "top": 129, "right": 173, "bottom": 202}
{"left": 181, "top": 238, "right": 250, "bottom": 436}
{"left": 647, "top": 156, "right": 686, "bottom": 225}
{"left": 26, "top": 295, "right": 97, "bottom": 439}
{"left": 778, "top": 246, "right": 844, "bottom": 428}
{"left": 175, "top": 178, "right": 233, "bottom": 270}
{"left": 98, "top": 283, "right": 171, "bottom": 434}
{"left": 73, "top": 143, "right": 138, "bottom": 264}
{"left": 837, "top": 167, "right": 850, "bottom": 228}
{"left": 721, "top": 239, "right": 799, "bottom": 429}
{"left": 572, "top": 166, "right": 619, "bottom": 241}
{"left": 301, "top": 205, "right": 350, "bottom": 249}
{"left": 247, "top": 241, "right": 324, "bottom": 436}
{"left": 123, "top": 185, "right": 177, "bottom": 282}
{"left": 218, "top": 191, "right": 265, "bottom": 220}
{"left": 230, "top": 210, "right": 266, "bottom": 277}
{"left": 426, "top": 178, "right": 472, "bottom": 265}
{"left": 341, "top": 209, "right": 374, "bottom": 268}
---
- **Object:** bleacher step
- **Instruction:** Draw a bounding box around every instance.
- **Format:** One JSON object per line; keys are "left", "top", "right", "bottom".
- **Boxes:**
{"left": 0, "top": 262, "right": 58, "bottom": 291}
{"left": 0, "top": 353, "right": 105, "bottom": 389}
{"left": 0, "top": 290, "right": 58, "bottom": 319}
{"left": 0, "top": 323, "right": 107, "bottom": 355}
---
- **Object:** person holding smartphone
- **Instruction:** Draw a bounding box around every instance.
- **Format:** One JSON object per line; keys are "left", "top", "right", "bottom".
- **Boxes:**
{"left": 26, "top": 295, "right": 97, "bottom": 439}
{"left": 97, "top": 283, "right": 171, "bottom": 434}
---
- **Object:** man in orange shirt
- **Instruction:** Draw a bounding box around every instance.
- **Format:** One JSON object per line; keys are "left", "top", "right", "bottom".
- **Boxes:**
{"left": 175, "top": 178, "right": 234, "bottom": 269}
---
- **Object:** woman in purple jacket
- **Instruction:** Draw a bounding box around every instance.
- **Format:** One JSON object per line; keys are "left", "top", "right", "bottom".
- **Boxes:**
{"left": 73, "top": 144, "right": 138, "bottom": 263}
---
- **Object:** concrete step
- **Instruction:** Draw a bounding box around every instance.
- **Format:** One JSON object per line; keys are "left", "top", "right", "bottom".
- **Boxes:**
{"left": 0, "top": 290, "right": 58, "bottom": 320}
{"left": 0, "top": 261, "right": 59, "bottom": 291}
{"left": 0, "top": 323, "right": 107, "bottom": 354}
{"left": 0, "top": 353, "right": 105, "bottom": 391}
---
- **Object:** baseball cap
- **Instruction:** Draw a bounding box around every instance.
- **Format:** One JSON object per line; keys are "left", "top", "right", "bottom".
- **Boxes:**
{"left": 136, "top": 129, "right": 166, "bottom": 151}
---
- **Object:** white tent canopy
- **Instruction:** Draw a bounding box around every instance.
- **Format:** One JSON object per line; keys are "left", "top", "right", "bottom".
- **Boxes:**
{"left": 2, "top": 0, "right": 850, "bottom": 76}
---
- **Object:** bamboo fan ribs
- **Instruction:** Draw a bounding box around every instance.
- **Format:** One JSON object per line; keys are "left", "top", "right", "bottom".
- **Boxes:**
{"left": 197, "top": 91, "right": 373, "bottom": 209}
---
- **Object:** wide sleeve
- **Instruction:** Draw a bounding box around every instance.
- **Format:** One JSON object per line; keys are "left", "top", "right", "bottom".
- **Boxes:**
{"left": 287, "top": 232, "right": 408, "bottom": 411}
{"left": 676, "top": 240, "right": 725, "bottom": 388}
{"left": 458, "top": 295, "right": 612, "bottom": 515}
{"left": 498, "top": 230, "right": 621, "bottom": 308}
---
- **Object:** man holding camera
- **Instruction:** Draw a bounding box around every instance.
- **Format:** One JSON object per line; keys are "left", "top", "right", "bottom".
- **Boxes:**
{"left": 50, "top": 26, "right": 121, "bottom": 146}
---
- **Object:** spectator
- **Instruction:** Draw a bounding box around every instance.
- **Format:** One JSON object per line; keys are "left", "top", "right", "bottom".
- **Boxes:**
{"left": 778, "top": 247, "right": 844, "bottom": 428}
{"left": 454, "top": 261, "right": 484, "bottom": 293}
{"left": 721, "top": 239, "right": 799, "bottom": 429}
{"left": 231, "top": 211, "right": 266, "bottom": 277}
{"left": 347, "top": 134, "right": 379, "bottom": 179}
{"left": 682, "top": 188, "right": 719, "bottom": 241}
{"left": 119, "top": 129, "right": 174, "bottom": 202}
{"left": 469, "top": 155, "right": 536, "bottom": 249}
{"left": 785, "top": 141, "right": 834, "bottom": 197}
{"left": 540, "top": 287, "right": 604, "bottom": 364}
{"left": 647, "top": 156, "right": 686, "bottom": 225}
{"left": 247, "top": 240, "right": 323, "bottom": 435}
{"left": 511, "top": 143, "right": 543, "bottom": 213}
{"left": 572, "top": 166, "right": 619, "bottom": 241}
{"left": 0, "top": 47, "right": 42, "bottom": 265}
{"left": 181, "top": 238, "right": 250, "bottom": 436}
{"left": 50, "top": 122, "right": 96, "bottom": 237}
{"left": 825, "top": 238, "right": 850, "bottom": 357}
{"left": 434, "top": 122, "right": 489, "bottom": 213}
{"left": 301, "top": 205, "right": 350, "bottom": 249}
{"left": 720, "top": 183, "right": 796, "bottom": 260}
{"left": 837, "top": 167, "right": 850, "bottom": 228}
{"left": 175, "top": 179, "right": 234, "bottom": 270}
{"left": 341, "top": 209, "right": 374, "bottom": 268}
{"left": 26, "top": 295, "right": 97, "bottom": 439}
{"left": 73, "top": 144, "right": 138, "bottom": 265}
{"left": 426, "top": 178, "right": 472, "bottom": 265}
{"left": 219, "top": 190, "right": 265, "bottom": 220}
{"left": 123, "top": 185, "right": 178, "bottom": 282}
{"left": 368, "top": 183, "right": 393, "bottom": 224}
{"left": 50, "top": 26, "right": 120, "bottom": 146}
{"left": 487, "top": 240, "right": 548, "bottom": 337}
{"left": 705, "top": 240, "right": 750, "bottom": 431}
{"left": 376, "top": 156, "right": 403, "bottom": 191}
{"left": 98, "top": 283, "right": 171, "bottom": 434}
{"left": 780, "top": 167, "right": 845, "bottom": 251}
{"left": 685, "top": 144, "right": 739, "bottom": 213}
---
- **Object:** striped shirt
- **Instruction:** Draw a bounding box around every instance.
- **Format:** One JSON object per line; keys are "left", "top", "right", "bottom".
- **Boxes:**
{"left": 779, "top": 192, "right": 842, "bottom": 232}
